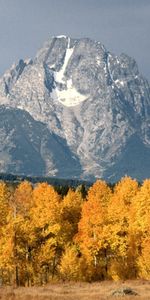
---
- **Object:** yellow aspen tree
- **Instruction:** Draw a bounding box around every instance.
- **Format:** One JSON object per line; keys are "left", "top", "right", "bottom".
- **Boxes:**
{"left": 59, "top": 244, "right": 82, "bottom": 281}
{"left": 13, "top": 181, "right": 33, "bottom": 216}
{"left": 60, "top": 189, "right": 83, "bottom": 244}
{"left": 132, "top": 179, "right": 150, "bottom": 234}
{"left": 131, "top": 179, "right": 150, "bottom": 278}
{"left": 76, "top": 180, "right": 112, "bottom": 280}
{"left": 0, "top": 222, "right": 14, "bottom": 285}
{"left": 0, "top": 181, "right": 10, "bottom": 228}
{"left": 11, "top": 181, "right": 34, "bottom": 286}
{"left": 0, "top": 181, "right": 13, "bottom": 284}
{"left": 138, "top": 236, "right": 150, "bottom": 279}
{"left": 107, "top": 176, "right": 139, "bottom": 280}
{"left": 30, "top": 183, "right": 61, "bottom": 282}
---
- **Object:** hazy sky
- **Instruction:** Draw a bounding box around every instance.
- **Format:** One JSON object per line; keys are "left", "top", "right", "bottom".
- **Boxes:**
{"left": 0, "top": 0, "right": 150, "bottom": 79}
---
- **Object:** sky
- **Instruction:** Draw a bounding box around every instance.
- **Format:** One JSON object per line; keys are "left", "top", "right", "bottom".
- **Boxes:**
{"left": 0, "top": 0, "right": 150, "bottom": 79}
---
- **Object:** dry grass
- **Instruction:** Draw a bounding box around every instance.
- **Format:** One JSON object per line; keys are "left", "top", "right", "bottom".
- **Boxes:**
{"left": 0, "top": 280, "right": 150, "bottom": 300}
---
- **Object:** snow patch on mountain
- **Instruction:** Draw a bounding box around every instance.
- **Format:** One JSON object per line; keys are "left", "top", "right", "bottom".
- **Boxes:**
{"left": 50, "top": 37, "right": 88, "bottom": 107}
{"left": 54, "top": 37, "right": 74, "bottom": 83}
{"left": 56, "top": 35, "right": 67, "bottom": 39}
{"left": 51, "top": 79, "right": 88, "bottom": 107}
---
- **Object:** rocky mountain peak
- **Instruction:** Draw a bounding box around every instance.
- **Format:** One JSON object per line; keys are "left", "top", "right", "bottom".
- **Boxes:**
{"left": 0, "top": 36, "right": 150, "bottom": 181}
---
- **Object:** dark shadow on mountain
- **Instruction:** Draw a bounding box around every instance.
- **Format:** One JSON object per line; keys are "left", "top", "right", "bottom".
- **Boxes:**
{"left": 0, "top": 106, "right": 82, "bottom": 178}
{"left": 103, "top": 134, "right": 150, "bottom": 182}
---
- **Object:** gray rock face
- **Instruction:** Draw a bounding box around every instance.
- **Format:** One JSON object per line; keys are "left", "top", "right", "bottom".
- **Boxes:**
{"left": 0, "top": 106, "right": 81, "bottom": 177}
{"left": 0, "top": 36, "right": 150, "bottom": 181}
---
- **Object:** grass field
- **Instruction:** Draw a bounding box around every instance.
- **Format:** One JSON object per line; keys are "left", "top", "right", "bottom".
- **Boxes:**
{"left": 0, "top": 280, "right": 150, "bottom": 300}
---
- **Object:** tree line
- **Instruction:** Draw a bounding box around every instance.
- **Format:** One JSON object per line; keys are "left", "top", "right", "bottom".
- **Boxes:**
{"left": 0, "top": 176, "right": 150, "bottom": 286}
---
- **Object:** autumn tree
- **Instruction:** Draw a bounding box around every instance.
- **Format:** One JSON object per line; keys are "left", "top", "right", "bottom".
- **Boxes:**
{"left": 0, "top": 181, "right": 13, "bottom": 285}
{"left": 9, "top": 181, "right": 34, "bottom": 286}
{"left": 60, "top": 189, "right": 83, "bottom": 244}
{"left": 76, "top": 180, "right": 112, "bottom": 280}
{"left": 1, "top": 176, "right": 150, "bottom": 284}
{"left": 107, "top": 176, "right": 139, "bottom": 280}
{"left": 59, "top": 244, "right": 83, "bottom": 281}
{"left": 138, "top": 237, "right": 150, "bottom": 279}
{"left": 30, "top": 183, "right": 61, "bottom": 283}
{"left": 13, "top": 181, "right": 33, "bottom": 216}
{"left": 0, "top": 181, "right": 12, "bottom": 227}
{"left": 131, "top": 179, "right": 150, "bottom": 279}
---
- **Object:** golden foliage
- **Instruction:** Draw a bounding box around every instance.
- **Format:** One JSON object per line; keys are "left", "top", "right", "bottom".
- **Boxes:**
{"left": 1, "top": 177, "right": 150, "bottom": 285}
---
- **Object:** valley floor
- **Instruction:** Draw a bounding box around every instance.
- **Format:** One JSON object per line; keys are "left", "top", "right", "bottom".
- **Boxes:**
{"left": 0, "top": 280, "right": 150, "bottom": 300}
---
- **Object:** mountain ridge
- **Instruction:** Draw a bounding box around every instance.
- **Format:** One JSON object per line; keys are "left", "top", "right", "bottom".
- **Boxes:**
{"left": 0, "top": 36, "right": 150, "bottom": 181}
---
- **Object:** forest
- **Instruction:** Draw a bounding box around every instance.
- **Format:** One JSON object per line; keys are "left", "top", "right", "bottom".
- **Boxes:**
{"left": 0, "top": 176, "right": 150, "bottom": 286}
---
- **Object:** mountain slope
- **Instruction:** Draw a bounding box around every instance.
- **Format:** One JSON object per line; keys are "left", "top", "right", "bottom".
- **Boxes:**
{"left": 0, "top": 106, "right": 81, "bottom": 177}
{"left": 0, "top": 36, "right": 150, "bottom": 181}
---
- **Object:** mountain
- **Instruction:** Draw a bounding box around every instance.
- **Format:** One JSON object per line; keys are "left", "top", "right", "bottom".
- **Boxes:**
{"left": 0, "top": 105, "right": 81, "bottom": 177}
{"left": 0, "top": 35, "right": 150, "bottom": 182}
